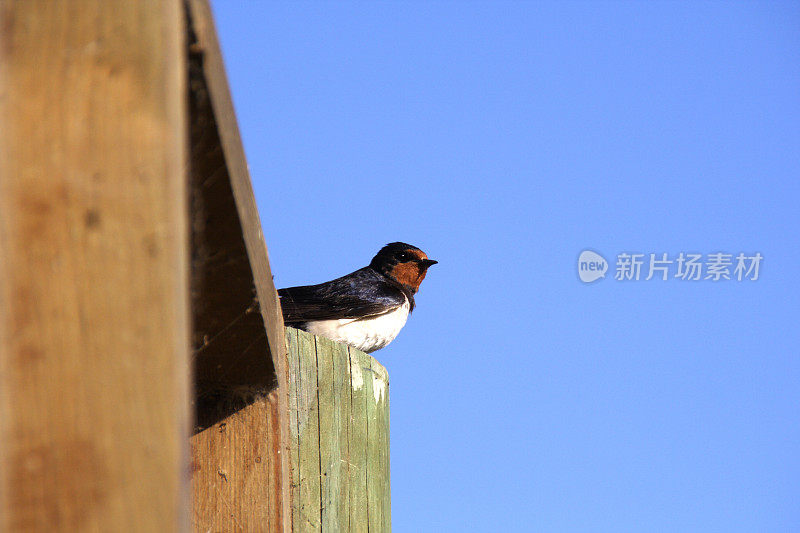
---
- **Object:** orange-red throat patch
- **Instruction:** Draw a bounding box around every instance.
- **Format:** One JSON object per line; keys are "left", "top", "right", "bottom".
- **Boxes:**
{"left": 389, "top": 249, "right": 431, "bottom": 292}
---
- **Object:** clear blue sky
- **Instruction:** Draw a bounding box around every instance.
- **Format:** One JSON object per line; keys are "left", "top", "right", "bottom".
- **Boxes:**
{"left": 212, "top": 2, "right": 799, "bottom": 531}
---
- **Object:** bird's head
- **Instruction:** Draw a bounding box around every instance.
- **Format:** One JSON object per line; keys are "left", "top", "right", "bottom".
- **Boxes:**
{"left": 370, "top": 242, "right": 437, "bottom": 293}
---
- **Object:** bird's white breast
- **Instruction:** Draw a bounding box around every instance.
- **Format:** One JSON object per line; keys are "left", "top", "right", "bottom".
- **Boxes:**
{"left": 303, "top": 297, "right": 410, "bottom": 353}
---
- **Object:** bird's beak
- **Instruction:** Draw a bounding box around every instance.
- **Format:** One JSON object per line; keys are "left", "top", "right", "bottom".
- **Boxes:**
{"left": 419, "top": 259, "right": 438, "bottom": 268}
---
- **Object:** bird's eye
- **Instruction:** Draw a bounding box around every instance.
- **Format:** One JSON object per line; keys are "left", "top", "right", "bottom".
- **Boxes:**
{"left": 396, "top": 251, "right": 412, "bottom": 262}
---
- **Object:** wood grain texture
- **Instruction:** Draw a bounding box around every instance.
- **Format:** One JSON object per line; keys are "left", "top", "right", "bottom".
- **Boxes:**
{"left": 190, "top": 390, "right": 284, "bottom": 532}
{"left": 286, "top": 328, "right": 391, "bottom": 532}
{"left": 367, "top": 360, "right": 391, "bottom": 532}
{"left": 0, "top": 1, "right": 190, "bottom": 531}
{"left": 285, "top": 327, "right": 303, "bottom": 530}
{"left": 348, "top": 348, "right": 370, "bottom": 533}
{"left": 296, "top": 328, "right": 322, "bottom": 532}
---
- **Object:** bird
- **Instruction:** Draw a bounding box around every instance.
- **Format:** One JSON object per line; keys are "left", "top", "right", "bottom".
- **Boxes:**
{"left": 278, "top": 242, "right": 437, "bottom": 353}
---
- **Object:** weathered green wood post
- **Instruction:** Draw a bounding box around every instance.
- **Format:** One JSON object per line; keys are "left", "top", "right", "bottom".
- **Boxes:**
{"left": 285, "top": 327, "right": 391, "bottom": 532}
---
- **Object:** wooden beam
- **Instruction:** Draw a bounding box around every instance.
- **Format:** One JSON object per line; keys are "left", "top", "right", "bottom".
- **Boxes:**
{"left": 0, "top": 1, "right": 189, "bottom": 531}
{"left": 185, "top": 1, "right": 290, "bottom": 530}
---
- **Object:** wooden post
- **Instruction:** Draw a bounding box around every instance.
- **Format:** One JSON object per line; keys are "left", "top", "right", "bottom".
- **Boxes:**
{"left": 286, "top": 328, "right": 391, "bottom": 532}
{"left": 0, "top": 1, "right": 190, "bottom": 531}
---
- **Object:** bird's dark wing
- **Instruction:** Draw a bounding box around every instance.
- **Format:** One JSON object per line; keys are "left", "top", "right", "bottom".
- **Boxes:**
{"left": 278, "top": 267, "right": 406, "bottom": 325}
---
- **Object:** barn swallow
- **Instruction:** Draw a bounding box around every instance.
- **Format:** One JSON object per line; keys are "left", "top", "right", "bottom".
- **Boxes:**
{"left": 278, "top": 242, "right": 437, "bottom": 353}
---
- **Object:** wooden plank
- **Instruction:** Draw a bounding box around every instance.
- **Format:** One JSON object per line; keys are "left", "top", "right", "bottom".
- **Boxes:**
{"left": 316, "top": 337, "right": 336, "bottom": 529}
{"left": 363, "top": 353, "right": 384, "bottom": 532}
{"left": 348, "top": 348, "right": 370, "bottom": 533}
{"left": 190, "top": 390, "right": 282, "bottom": 532}
{"left": 370, "top": 360, "right": 392, "bottom": 532}
{"left": 332, "top": 341, "right": 353, "bottom": 531}
{"left": 297, "top": 331, "right": 322, "bottom": 531}
{"left": 286, "top": 328, "right": 303, "bottom": 531}
{"left": 316, "top": 337, "right": 351, "bottom": 531}
{"left": 0, "top": 1, "right": 189, "bottom": 531}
